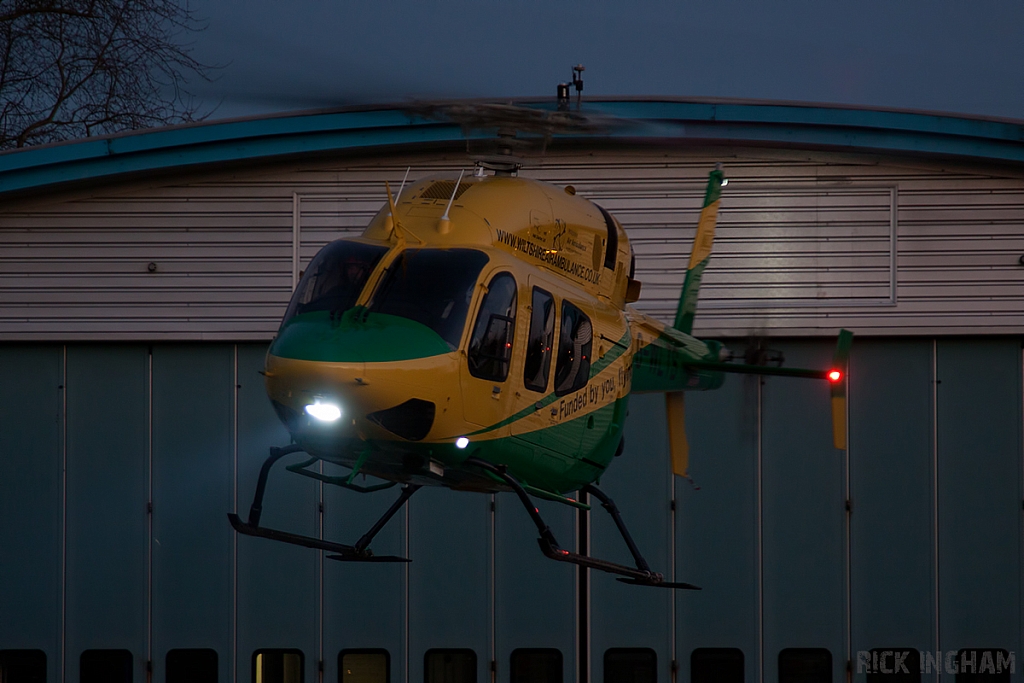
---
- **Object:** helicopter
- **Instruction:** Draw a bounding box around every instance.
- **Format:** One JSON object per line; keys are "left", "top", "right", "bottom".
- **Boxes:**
{"left": 228, "top": 147, "right": 852, "bottom": 590}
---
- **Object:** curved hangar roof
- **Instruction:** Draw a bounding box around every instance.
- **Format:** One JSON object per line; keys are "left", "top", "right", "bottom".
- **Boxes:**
{"left": 2, "top": 98, "right": 1024, "bottom": 340}
{"left": 2, "top": 97, "right": 1024, "bottom": 197}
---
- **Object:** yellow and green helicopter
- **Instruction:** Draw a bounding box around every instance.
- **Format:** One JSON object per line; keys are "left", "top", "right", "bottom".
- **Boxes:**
{"left": 229, "top": 160, "right": 851, "bottom": 590}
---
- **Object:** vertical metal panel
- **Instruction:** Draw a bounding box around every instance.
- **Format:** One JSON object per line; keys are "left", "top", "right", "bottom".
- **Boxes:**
{"left": 151, "top": 345, "right": 234, "bottom": 682}
{"left": 322, "top": 480, "right": 407, "bottom": 683}
{"left": 0, "top": 346, "right": 63, "bottom": 680}
{"left": 235, "top": 343, "right": 319, "bottom": 683}
{"left": 590, "top": 393, "right": 673, "bottom": 682}
{"left": 494, "top": 496, "right": 575, "bottom": 683}
{"left": 936, "top": 340, "right": 1022, "bottom": 655}
{"left": 64, "top": 345, "right": 149, "bottom": 682}
{"left": 848, "top": 341, "right": 935, "bottom": 667}
{"left": 408, "top": 487, "right": 492, "bottom": 683}
{"left": 760, "top": 340, "right": 846, "bottom": 683}
{"left": 677, "top": 375, "right": 760, "bottom": 683}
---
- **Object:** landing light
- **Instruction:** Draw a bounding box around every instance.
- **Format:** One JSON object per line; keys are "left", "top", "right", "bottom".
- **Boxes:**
{"left": 305, "top": 400, "right": 342, "bottom": 422}
{"left": 455, "top": 437, "right": 470, "bottom": 449}
{"left": 828, "top": 370, "right": 842, "bottom": 383}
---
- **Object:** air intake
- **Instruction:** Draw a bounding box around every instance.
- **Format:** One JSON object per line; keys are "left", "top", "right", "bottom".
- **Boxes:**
{"left": 420, "top": 181, "right": 473, "bottom": 201}
{"left": 367, "top": 399, "right": 436, "bottom": 441}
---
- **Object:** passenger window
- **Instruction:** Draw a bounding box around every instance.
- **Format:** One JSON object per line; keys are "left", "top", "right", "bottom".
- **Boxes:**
{"left": 779, "top": 648, "right": 831, "bottom": 683}
{"left": 604, "top": 648, "right": 656, "bottom": 683}
{"left": 523, "top": 288, "right": 555, "bottom": 392}
{"left": 253, "top": 649, "right": 303, "bottom": 683}
{"left": 0, "top": 649, "right": 46, "bottom": 683}
{"left": 80, "top": 649, "right": 132, "bottom": 683}
{"left": 467, "top": 273, "right": 517, "bottom": 381}
{"left": 424, "top": 649, "right": 476, "bottom": 683}
{"left": 339, "top": 649, "right": 389, "bottom": 683}
{"left": 510, "top": 648, "right": 561, "bottom": 683}
{"left": 692, "top": 648, "right": 743, "bottom": 683}
{"left": 553, "top": 301, "right": 592, "bottom": 396}
{"left": 167, "top": 648, "right": 217, "bottom": 683}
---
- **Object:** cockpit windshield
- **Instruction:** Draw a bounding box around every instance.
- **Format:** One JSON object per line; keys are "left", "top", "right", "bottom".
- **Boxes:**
{"left": 282, "top": 240, "right": 389, "bottom": 325}
{"left": 369, "top": 248, "right": 489, "bottom": 350}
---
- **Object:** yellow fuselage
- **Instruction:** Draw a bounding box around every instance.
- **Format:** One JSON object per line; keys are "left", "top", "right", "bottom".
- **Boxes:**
{"left": 264, "top": 172, "right": 715, "bottom": 495}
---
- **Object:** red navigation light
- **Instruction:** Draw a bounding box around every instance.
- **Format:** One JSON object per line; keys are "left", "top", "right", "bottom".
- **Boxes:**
{"left": 828, "top": 369, "right": 842, "bottom": 383}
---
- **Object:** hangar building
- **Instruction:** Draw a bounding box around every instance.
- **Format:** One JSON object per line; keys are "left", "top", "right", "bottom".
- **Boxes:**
{"left": 1, "top": 98, "right": 1022, "bottom": 683}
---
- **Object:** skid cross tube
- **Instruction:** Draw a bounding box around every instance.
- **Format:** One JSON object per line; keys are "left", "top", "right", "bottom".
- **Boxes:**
{"left": 354, "top": 484, "right": 420, "bottom": 553}
{"left": 465, "top": 457, "right": 699, "bottom": 589}
{"left": 228, "top": 444, "right": 414, "bottom": 562}
{"left": 581, "top": 483, "right": 651, "bottom": 573}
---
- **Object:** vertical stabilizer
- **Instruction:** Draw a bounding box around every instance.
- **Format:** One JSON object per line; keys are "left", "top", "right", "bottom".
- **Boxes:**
{"left": 673, "top": 168, "right": 725, "bottom": 334}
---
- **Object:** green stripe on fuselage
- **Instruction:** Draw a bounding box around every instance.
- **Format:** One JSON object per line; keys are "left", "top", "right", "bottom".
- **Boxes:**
{"left": 272, "top": 310, "right": 451, "bottom": 363}
{"left": 466, "top": 327, "right": 632, "bottom": 437}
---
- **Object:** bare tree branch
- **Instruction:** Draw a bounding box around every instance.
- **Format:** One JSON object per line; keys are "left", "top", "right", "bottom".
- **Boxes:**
{"left": 0, "top": 0, "right": 214, "bottom": 149}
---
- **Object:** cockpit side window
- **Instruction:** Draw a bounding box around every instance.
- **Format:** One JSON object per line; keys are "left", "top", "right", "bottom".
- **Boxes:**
{"left": 523, "top": 287, "right": 555, "bottom": 392}
{"left": 553, "top": 301, "right": 593, "bottom": 397}
{"left": 369, "top": 248, "right": 489, "bottom": 350}
{"left": 282, "top": 240, "right": 388, "bottom": 325}
{"left": 467, "top": 273, "right": 518, "bottom": 382}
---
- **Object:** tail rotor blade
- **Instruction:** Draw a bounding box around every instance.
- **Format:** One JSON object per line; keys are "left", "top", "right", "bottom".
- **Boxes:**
{"left": 674, "top": 166, "right": 725, "bottom": 334}
{"left": 666, "top": 391, "right": 689, "bottom": 476}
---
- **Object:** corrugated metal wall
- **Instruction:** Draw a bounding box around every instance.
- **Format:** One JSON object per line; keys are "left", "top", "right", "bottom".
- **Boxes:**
{"left": 1, "top": 339, "right": 1020, "bottom": 683}
{"left": 2, "top": 149, "right": 1023, "bottom": 340}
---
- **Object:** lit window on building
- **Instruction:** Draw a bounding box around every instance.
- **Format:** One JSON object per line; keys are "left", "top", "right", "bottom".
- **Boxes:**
{"left": 253, "top": 649, "right": 303, "bottom": 683}
{"left": 339, "top": 649, "right": 389, "bottom": 683}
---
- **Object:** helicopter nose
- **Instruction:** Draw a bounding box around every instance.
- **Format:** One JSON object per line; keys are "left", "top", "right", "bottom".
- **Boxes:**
{"left": 264, "top": 309, "right": 463, "bottom": 447}
{"left": 270, "top": 309, "right": 452, "bottom": 363}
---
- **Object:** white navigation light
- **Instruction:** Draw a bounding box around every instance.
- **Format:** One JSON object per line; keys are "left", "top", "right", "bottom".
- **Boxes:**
{"left": 455, "top": 437, "right": 470, "bottom": 449}
{"left": 305, "top": 400, "right": 341, "bottom": 422}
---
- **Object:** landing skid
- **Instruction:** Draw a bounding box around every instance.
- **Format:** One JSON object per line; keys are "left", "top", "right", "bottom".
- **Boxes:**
{"left": 466, "top": 456, "right": 700, "bottom": 590}
{"left": 228, "top": 444, "right": 418, "bottom": 562}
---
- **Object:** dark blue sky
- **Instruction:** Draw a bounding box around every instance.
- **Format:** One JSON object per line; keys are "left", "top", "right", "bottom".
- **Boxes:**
{"left": 189, "top": 1, "right": 1024, "bottom": 121}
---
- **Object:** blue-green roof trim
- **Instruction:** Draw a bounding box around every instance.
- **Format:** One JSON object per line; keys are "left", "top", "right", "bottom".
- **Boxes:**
{"left": 2, "top": 98, "right": 1023, "bottom": 197}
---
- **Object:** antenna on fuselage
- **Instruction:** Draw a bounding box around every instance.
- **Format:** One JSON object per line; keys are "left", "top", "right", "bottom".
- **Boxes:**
{"left": 437, "top": 169, "right": 465, "bottom": 235}
{"left": 384, "top": 180, "right": 404, "bottom": 246}
{"left": 395, "top": 166, "right": 411, "bottom": 204}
